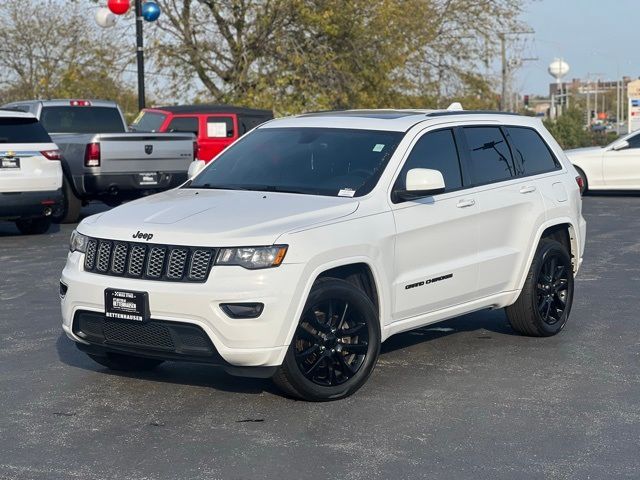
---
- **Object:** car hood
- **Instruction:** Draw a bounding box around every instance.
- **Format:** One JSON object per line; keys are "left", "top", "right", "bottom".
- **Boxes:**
{"left": 79, "top": 188, "right": 359, "bottom": 246}
{"left": 565, "top": 146, "right": 603, "bottom": 158}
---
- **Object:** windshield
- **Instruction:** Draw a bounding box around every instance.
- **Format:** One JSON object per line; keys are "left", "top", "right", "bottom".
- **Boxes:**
{"left": 130, "top": 111, "right": 167, "bottom": 132}
{"left": 40, "top": 106, "right": 125, "bottom": 134}
{"left": 187, "top": 127, "right": 403, "bottom": 197}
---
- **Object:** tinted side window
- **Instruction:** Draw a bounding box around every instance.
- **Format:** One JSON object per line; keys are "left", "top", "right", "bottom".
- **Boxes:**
{"left": 0, "top": 117, "right": 52, "bottom": 143}
{"left": 167, "top": 117, "right": 199, "bottom": 135}
{"left": 396, "top": 129, "right": 462, "bottom": 194}
{"left": 463, "top": 127, "right": 515, "bottom": 184}
{"left": 206, "top": 116, "right": 234, "bottom": 138}
{"left": 626, "top": 132, "right": 640, "bottom": 149}
{"left": 505, "top": 127, "right": 560, "bottom": 175}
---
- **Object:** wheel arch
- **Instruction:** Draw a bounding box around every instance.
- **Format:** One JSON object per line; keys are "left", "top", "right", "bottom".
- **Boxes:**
{"left": 514, "top": 219, "right": 581, "bottom": 295}
{"left": 316, "top": 262, "right": 380, "bottom": 313}
{"left": 279, "top": 257, "right": 387, "bottom": 358}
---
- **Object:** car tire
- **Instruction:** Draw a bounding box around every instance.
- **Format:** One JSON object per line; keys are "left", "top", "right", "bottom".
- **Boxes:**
{"left": 52, "top": 178, "right": 82, "bottom": 224}
{"left": 87, "top": 352, "right": 164, "bottom": 371}
{"left": 575, "top": 166, "right": 588, "bottom": 195}
{"left": 15, "top": 217, "right": 52, "bottom": 235}
{"left": 272, "top": 278, "right": 380, "bottom": 401}
{"left": 506, "top": 238, "right": 574, "bottom": 337}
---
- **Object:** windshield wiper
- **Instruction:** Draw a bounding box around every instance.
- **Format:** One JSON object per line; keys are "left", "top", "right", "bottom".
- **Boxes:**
{"left": 187, "top": 183, "right": 308, "bottom": 194}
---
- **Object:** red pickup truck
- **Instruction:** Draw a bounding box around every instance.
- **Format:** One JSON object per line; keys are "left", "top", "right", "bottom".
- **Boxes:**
{"left": 131, "top": 105, "right": 274, "bottom": 162}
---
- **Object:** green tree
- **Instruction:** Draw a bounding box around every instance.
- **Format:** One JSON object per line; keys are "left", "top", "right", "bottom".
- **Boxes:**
{"left": 154, "top": 0, "right": 525, "bottom": 113}
{"left": 0, "top": 0, "right": 139, "bottom": 116}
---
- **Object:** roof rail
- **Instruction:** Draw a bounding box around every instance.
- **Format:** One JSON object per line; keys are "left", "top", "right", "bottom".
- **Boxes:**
{"left": 426, "top": 110, "right": 522, "bottom": 117}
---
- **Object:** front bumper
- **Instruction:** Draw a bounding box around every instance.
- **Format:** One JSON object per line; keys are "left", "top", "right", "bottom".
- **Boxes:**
{"left": 60, "top": 251, "right": 305, "bottom": 369}
{"left": 0, "top": 188, "right": 62, "bottom": 220}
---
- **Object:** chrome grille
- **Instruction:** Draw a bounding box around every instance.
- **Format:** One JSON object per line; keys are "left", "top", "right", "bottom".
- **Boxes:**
{"left": 96, "top": 241, "right": 112, "bottom": 272}
{"left": 83, "top": 237, "right": 215, "bottom": 282}
{"left": 111, "top": 243, "right": 128, "bottom": 274}
{"left": 166, "top": 248, "right": 188, "bottom": 279}
{"left": 146, "top": 247, "right": 166, "bottom": 278}
{"left": 189, "top": 250, "right": 213, "bottom": 281}
{"left": 128, "top": 245, "right": 146, "bottom": 276}
{"left": 85, "top": 239, "right": 97, "bottom": 269}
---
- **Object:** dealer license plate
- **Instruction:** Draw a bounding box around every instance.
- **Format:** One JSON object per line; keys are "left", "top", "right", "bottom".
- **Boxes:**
{"left": 0, "top": 157, "right": 20, "bottom": 169}
{"left": 138, "top": 172, "right": 159, "bottom": 186}
{"left": 104, "top": 289, "right": 149, "bottom": 322}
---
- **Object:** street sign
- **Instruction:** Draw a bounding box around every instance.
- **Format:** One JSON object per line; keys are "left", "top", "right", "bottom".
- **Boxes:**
{"left": 628, "top": 80, "right": 640, "bottom": 133}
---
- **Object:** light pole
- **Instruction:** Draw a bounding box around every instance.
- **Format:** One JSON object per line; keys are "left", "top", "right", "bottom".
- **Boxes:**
{"left": 95, "top": 1, "right": 161, "bottom": 112}
{"left": 134, "top": 0, "right": 146, "bottom": 110}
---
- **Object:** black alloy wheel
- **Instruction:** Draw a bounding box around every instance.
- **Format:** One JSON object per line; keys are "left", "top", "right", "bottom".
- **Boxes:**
{"left": 506, "top": 238, "right": 574, "bottom": 337}
{"left": 273, "top": 278, "right": 380, "bottom": 401}
{"left": 294, "top": 298, "right": 369, "bottom": 386}
{"left": 536, "top": 252, "right": 570, "bottom": 326}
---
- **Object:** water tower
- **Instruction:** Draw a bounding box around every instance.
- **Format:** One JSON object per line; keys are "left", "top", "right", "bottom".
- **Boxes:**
{"left": 548, "top": 58, "right": 570, "bottom": 118}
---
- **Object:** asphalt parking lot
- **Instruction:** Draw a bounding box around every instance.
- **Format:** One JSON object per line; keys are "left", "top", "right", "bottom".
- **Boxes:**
{"left": 1, "top": 196, "right": 639, "bottom": 480}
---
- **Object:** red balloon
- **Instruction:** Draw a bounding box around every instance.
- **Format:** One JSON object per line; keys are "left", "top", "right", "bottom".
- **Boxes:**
{"left": 107, "top": 0, "right": 130, "bottom": 15}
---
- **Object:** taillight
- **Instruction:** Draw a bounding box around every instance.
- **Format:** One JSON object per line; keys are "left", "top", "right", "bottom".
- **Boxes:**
{"left": 575, "top": 175, "right": 584, "bottom": 192}
{"left": 41, "top": 149, "right": 61, "bottom": 160}
{"left": 70, "top": 100, "right": 91, "bottom": 107}
{"left": 193, "top": 141, "right": 199, "bottom": 160}
{"left": 84, "top": 143, "right": 101, "bottom": 167}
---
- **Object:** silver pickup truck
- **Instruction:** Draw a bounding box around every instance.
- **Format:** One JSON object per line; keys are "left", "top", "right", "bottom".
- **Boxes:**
{"left": 2, "top": 99, "right": 195, "bottom": 223}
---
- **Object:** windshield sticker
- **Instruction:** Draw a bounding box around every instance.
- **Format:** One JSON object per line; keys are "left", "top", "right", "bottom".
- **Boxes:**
{"left": 372, "top": 144, "right": 385, "bottom": 152}
{"left": 338, "top": 188, "right": 356, "bottom": 198}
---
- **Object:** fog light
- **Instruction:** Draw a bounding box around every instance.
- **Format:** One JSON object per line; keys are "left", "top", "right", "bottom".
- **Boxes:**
{"left": 220, "top": 303, "right": 264, "bottom": 319}
{"left": 59, "top": 281, "right": 68, "bottom": 298}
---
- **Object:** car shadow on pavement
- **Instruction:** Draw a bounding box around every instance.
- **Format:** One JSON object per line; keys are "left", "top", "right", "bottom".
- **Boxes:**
{"left": 55, "top": 333, "right": 275, "bottom": 396}
{"left": 55, "top": 307, "right": 515, "bottom": 397}
{"left": 0, "top": 220, "right": 61, "bottom": 237}
{"left": 380, "top": 307, "right": 517, "bottom": 355}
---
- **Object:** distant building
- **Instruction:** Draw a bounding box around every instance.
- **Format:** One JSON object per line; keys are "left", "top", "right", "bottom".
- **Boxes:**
{"left": 549, "top": 76, "right": 636, "bottom": 97}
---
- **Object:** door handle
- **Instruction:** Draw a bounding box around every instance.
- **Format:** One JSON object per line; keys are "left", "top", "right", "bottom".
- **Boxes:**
{"left": 520, "top": 185, "right": 537, "bottom": 194}
{"left": 456, "top": 199, "right": 475, "bottom": 208}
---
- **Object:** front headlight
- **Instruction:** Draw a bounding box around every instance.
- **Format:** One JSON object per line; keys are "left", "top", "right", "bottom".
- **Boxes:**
{"left": 216, "top": 245, "right": 288, "bottom": 269}
{"left": 69, "top": 230, "right": 89, "bottom": 253}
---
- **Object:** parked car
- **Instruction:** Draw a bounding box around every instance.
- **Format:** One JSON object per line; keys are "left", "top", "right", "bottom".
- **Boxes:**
{"left": 130, "top": 104, "right": 274, "bottom": 165}
{"left": 566, "top": 129, "right": 640, "bottom": 193}
{"left": 3, "top": 100, "right": 197, "bottom": 223}
{"left": 0, "top": 109, "right": 62, "bottom": 234}
{"left": 61, "top": 107, "right": 586, "bottom": 401}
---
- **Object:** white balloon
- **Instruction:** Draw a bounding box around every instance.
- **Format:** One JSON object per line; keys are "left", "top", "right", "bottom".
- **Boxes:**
{"left": 95, "top": 7, "right": 117, "bottom": 28}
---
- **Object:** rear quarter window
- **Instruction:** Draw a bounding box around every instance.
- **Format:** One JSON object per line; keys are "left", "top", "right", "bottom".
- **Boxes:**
{"left": 504, "top": 126, "right": 561, "bottom": 175}
{"left": 0, "top": 117, "right": 52, "bottom": 144}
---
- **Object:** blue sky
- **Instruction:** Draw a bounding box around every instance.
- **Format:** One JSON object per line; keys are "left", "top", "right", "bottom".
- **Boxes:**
{"left": 516, "top": 0, "right": 638, "bottom": 95}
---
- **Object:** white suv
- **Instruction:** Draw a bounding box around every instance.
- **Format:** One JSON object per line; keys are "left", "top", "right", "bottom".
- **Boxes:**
{"left": 61, "top": 108, "right": 586, "bottom": 401}
{"left": 1, "top": 110, "right": 63, "bottom": 234}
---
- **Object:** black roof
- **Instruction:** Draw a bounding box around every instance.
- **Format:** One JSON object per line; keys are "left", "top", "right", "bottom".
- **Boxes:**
{"left": 153, "top": 104, "right": 273, "bottom": 117}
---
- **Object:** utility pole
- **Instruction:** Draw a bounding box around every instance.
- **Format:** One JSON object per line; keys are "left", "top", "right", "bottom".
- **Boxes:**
{"left": 135, "top": 0, "right": 146, "bottom": 111}
{"left": 500, "top": 33, "right": 506, "bottom": 111}
{"left": 499, "top": 30, "right": 536, "bottom": 112}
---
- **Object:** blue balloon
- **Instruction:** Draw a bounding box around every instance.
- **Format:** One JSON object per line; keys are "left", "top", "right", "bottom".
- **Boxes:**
{"left": 141, "top": 1, "right": 161, "bottom": 22}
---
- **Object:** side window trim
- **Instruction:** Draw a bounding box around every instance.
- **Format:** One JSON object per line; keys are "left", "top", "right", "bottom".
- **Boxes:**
{"left": 390, "top": 126, "right": 467, "bottom": 204}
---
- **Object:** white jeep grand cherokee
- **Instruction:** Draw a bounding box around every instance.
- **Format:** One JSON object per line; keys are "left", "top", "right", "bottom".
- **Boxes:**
{"left": 61, "top": 108, "right": 586, "bottom": 401}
